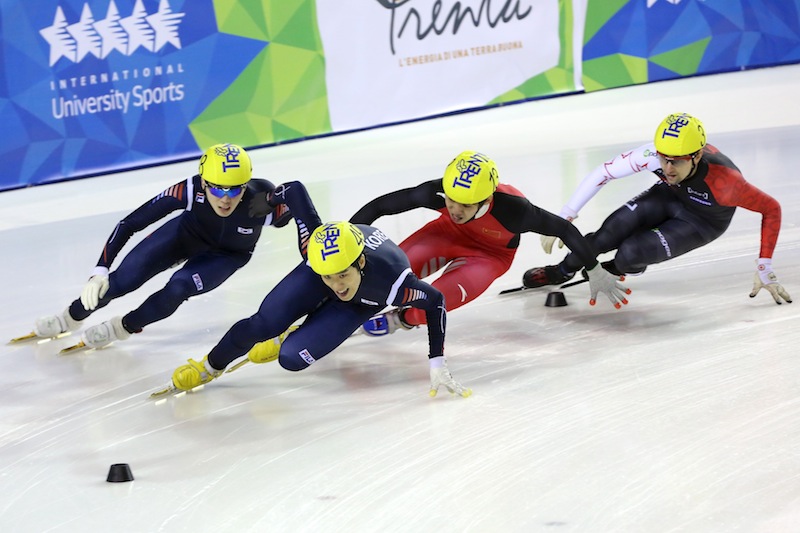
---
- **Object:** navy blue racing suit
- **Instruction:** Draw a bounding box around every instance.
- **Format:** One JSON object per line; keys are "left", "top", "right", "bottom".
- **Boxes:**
{"left": 67, "top": 175, "right": 281, "bottom": 332}
{"left": 206, "top": 181, "right": 446, "bottom": 372}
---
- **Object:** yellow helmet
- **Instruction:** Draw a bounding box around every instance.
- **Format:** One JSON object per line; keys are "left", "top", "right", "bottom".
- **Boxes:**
{"left": 198, "top": 143, "right": 252, "bottom": 186}
{"left": 307, "top": 222, "right": 365, "bottom": 275}
{"left": 654, "top": 113, "right": 706, "bottom": 156}
{"left": 442, "top": 150, "right": 499, "bottom": 204}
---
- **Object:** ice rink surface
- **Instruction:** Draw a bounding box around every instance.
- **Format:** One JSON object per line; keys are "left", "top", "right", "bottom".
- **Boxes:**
{"left": 1, "top": 64, "right": 799, "bottom": 532}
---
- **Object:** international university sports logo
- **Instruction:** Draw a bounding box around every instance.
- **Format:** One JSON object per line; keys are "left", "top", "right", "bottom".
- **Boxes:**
{"left": 40, "top": 0, "right": 186, "bottom": 66}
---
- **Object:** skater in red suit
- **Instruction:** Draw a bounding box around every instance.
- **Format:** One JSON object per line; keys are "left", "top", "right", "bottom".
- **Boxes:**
{"left": 527, "top": 112, "right": 791, "bottom": 305}
{"left": 349, "top": 150, "right": 630, "bottom": 336}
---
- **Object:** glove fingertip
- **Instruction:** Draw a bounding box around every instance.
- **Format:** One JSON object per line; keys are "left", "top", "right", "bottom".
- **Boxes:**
{"left": 589, "top": 299, "right": 596, "bottom": 306}
{"left": 461, "top": 389, "right": 473, "bottom": 398}
{"left": 429, "top": 389, "right": 437, "bottom": 398}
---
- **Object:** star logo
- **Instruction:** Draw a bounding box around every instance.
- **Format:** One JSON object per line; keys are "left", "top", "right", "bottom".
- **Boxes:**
{"left": 39, "top": 0, "right": 185, "bottom": 66}
{"left": 40, "top": 7, "right": 77, "bottom": 65}
{"left": 94, "top": 1, "right": 128, "bottom": 58}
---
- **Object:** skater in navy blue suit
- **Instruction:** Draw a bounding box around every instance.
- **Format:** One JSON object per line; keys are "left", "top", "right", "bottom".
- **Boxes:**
{"left": 162, "top": 180, "right": 471, "bottom": 399}
{"left": 19, "top": 144, "right": 290, "bottom": 351}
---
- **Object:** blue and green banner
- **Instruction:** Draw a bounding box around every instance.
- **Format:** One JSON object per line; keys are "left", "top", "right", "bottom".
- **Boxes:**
{"left": 583, "top": 0, "right": 800, "bottom": 91}
{"left": 1, "top": 0, "right": 799, "bottom": 192}
{"left": 0, "top": 0, "right": 327, "bottom": 189}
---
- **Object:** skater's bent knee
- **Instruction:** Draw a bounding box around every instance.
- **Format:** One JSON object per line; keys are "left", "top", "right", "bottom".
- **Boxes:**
{"left": 278, "top": 353, "right": 308, "bottom": 372}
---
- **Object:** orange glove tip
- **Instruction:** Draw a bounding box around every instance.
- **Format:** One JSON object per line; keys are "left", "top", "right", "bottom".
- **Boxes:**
{"left": 625, "top": 288, "right": 632, "bottom": 294}
{"left": 614, "top": 302, "right": 621, "bottom": 309}
{"left": 589, "top": 299, "right": 596, "bottom": 306}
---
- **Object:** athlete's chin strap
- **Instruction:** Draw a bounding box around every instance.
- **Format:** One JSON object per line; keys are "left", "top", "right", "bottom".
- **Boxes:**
{"left": 687, "top": 151, "right": 702, "bottom": 178}
{"left": 472, "top": 196, "right": 493, "bottom": 220}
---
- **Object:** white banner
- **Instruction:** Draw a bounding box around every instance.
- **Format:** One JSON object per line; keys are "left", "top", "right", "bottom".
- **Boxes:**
{"left": 317, "top": 0, "right": 562, "bottom": 131}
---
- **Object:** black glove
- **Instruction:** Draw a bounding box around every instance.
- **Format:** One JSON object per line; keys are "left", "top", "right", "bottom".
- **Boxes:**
{"left": 248, "top": 191, "right": 273, "bottom": 218}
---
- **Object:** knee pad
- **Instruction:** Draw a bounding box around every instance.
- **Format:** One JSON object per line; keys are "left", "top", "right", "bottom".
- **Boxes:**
{"left": 163, "top": 277, "right": 197, "bottom": 301}
{"left": 277, "top": 336, "right": 313, "bottom": 372}
{"left": 615, "top": 240, "right": 646, "bottom": 274}
{"left": 278, "top": 353, "right": 310, "bottom": 372}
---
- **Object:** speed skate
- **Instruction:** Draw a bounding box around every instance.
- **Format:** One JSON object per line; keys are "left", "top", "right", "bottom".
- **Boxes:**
{"left": 149, "top": 382, "right": 189, "bottom": 400}
{"left": 8, "top": 331, "right": 72, "bottom": 344}
{"left": 9, "top": 332, "right": 40, "bottom": 343}
{"left": 59, "top": 340, "right": 90, "bottom": 354}
{"left": 148, "top": 360, "right": 249, "bottom": 400}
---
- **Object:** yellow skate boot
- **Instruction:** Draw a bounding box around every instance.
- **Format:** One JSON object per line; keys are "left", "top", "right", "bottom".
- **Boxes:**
{"left": 247, "top": 326, "right": 298, "bottom": 364}
{"left": 172, "top": 356, "right": 223, "bottom": 391}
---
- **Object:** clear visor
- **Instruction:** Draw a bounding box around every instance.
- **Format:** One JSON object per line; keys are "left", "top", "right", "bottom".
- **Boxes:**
{"left": 657, "top": 151, "right": 696, "bottom": 166}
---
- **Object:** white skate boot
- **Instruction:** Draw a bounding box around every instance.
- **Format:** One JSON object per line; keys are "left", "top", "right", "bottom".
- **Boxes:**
{"left": 61, "top": 316, "right": 131, "bottom": 353}
{"left": 32, "top": 308, "right": 83, "bottom": 339}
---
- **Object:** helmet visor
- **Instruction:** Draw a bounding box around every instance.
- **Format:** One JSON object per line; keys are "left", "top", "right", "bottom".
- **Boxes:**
{"left": 656, "top": 152, "right": 695, "bottom": 166}
{"left": 205, "top": 182, "right": 246, "bottom": 198}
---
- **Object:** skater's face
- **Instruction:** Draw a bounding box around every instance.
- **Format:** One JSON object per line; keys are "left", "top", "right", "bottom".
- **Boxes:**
{"left": 320, "top": 255, "right": 366, "bottom": 302}
{"left": 203, "top": 180, "right": 245, "bottom": 217}
{"left": 443, "top": 195, "right": 481, "bottom": 224}
{"left": 658, "top": 152, "right": 701, "bottom": 185}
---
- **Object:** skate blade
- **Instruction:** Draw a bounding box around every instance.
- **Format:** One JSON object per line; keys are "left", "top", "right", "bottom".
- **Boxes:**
{"left": 9, "top": 332, "right": 38, "bottom": 343}
{"left": 9, "top": 331, "right": 72, "bottom": 345}
{"left": 499, "top": 277, "right": 589, "bottom": 295}
{"left": 149, "top": 383, "right": 205, "bottom": 402}
{"left": 226, "top": 359, "right": 249, "bottom": 374}
{"left": 149, "top": 384, "right": 179, "bottom": 400}
{"left": 59, "top": 341, "right": 87, "bottom": 354}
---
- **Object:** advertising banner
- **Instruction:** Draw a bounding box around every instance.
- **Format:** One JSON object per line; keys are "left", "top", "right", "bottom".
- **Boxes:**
{"left": 0, "top": 0, "right": 328, "bottom": 190}
{"left": 317, "top": 0, "right": 582, "bottom": 132}
{"left": 583, "top": 0, "right": 800, "bottom": 91}
{"left": 2, "top": 0, "right": 798, "bottom": 192}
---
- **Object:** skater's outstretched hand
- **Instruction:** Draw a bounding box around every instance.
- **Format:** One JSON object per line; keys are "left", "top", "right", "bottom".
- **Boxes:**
{"left": 429, "top": 357, "right": 472, "bottom": 398}
{"left": 750, "top": 259, "right": 792, "bottom": 304}
{"left": 586, "top": 263, "right": 630, "bottom": 309}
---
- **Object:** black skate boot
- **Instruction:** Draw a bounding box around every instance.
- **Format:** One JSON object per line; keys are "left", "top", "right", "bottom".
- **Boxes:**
{"left": 522, "top": 265, "right": 575, "bottom": 288}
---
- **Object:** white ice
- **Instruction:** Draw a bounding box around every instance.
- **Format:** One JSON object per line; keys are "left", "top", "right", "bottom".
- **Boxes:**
{"left": 1, "top": 64, "right": 799, "bottom": 533}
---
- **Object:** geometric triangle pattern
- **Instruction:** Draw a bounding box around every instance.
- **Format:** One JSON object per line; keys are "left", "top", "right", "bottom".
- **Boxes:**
{"left": 582, "top": 0, "right": 800, "bottom": 92}
{"left": 189, "top": 0, "right": 329, "bottom": 150}
{"left": 0, "top": 0, "right": 270, "bottom": 190}
{"left": 490, "top": 0, "right": 579, "bottom": 104}
{"left": 0, "top": 0, "right": 330, "bottom": 191}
